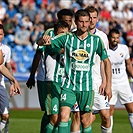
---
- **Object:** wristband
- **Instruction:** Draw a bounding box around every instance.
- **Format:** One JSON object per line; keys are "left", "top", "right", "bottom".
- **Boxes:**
{"left": 0, "top": 46, "right": 2, "bottom": 50}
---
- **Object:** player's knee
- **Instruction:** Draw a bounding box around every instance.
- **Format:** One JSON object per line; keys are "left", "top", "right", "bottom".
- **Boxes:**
{"left": 60, "top": 111, "right": 70, "bottom": 122}
{"left": 81, "top": 116, "right": 90, "bottom": 127}
{"left": 101, "top": 114, "right": 110, "bottom": 124}
{"left": 50, "top": 114, "right": 59, "bottom": 126}
{"left": 1, "top": 114, "right": 9, "bottom": 122}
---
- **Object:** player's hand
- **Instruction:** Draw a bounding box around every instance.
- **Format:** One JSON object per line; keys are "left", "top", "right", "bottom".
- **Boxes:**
{"left": 26, "top": 77, "right": 35, "bottom": 89}
{"left": 60, "top": 48, "right": 64, "bottom": 54}
{"left": 99, "top": 82, "right": 106, "bottom": 95}
{"left": 104, "top": 86, "right": 112, "bottom": 102}
{"left": 10, "top": 80, "right": 21, "bottom": 97}
{"left": 42, "top": 35, "right": 51, "bottom": 45}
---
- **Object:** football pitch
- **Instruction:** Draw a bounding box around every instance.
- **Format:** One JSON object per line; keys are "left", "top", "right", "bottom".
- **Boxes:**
{"left": 9, "top": 109, "right": 131, "bottom": 133}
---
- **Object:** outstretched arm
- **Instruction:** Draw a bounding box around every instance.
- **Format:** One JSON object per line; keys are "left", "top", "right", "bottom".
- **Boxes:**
{"left": 37, "top": 35, "right": 51, "bottom": 46}
{"left": 26, "top": 50, "right": 42, "bottom": 89}
{"left": 0, "top": 64, "right": 21, "bottom": 96}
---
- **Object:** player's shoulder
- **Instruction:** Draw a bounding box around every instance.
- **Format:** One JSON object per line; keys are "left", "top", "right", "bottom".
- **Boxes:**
{"left": 118, "top": 44, "right": 128, "bottom": 49}
{"left": 44, "top": 28, "right": 54, "bottom": 36}
{"left": 95, "top": 29, "right": 107, "bottom": 38}
{"left": 53, "top": 32, "right": 72, "bottom": 39}
{"left": 1, "top": 44, "right": 11, "bottom": 51}
{"left": 89, "top": 31, "right": 101, "bottom": 39}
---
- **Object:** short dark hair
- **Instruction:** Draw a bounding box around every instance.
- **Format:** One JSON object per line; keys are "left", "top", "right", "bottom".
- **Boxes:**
{"left": 75, "top": 9, "right": 90, "bottom": 21}
{"left": 108, "top": 28, "right": 120, "bottom": 38}
{"left": 0, "top": 24, "right": 5, "bottom": 33}
{"left": 85, "top": 5, "right": 99, "bottom": 16}
{"left": 54, "top": 21, "right": 69, "bottom": 34}
{"left": 57, "top": 9, "right": 73, "bottom": 20}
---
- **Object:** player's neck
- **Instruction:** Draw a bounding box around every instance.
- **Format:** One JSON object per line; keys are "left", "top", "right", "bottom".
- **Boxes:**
{"left": 76, "top": 31, "right": 88, "bottom": 40}
{"left": 109, "top": 44, "right": 118, "bottom": 51}
{"left": 89, "top": 28, "right": 96, "bottom": 34}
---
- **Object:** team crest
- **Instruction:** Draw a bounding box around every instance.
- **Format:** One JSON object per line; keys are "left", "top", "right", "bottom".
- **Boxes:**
{"left": 120, "top": 53, "right": 123, "bottom": 57}
{"left": 72, "top": 49, "right": 90, "bottom": 61}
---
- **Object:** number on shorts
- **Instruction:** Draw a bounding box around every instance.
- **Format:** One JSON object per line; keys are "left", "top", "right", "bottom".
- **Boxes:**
{"left": 60, "top": 94, "right": 66, "bottom": 101}
{"left": 53, "top": 104, "right": 58, "bottom": 112}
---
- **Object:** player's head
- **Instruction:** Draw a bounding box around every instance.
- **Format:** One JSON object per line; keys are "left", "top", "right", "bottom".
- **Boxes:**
{"left": 85, "top": 5, "right": 98, "bottom": 31}
{"left": 75, "top": 9, "right": 90, "bottom": 33}
{"left": 57, "top": 9, "right": 73, "bottom": 30}
{"left": 0, "top": 24, "right": 4, "bottom": 42}
{"left": 108, "top": 28, "right": 120, "bottom": 48}
{"left": 54, "top": 21, "right": 69, "bottom": 35}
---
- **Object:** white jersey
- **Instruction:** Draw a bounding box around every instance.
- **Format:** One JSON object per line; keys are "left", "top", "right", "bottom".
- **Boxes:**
{"left": 93, "top": 28, "right": 109, "bottom": 84}
{"left": 45, "top": 54, "right": 56, "bottom": 81}
{"left": 108, "top": 44, "right": 130, "bottom": 86}
{"left": 0, "top": 45, "right": 11, "bottom": 88}
{"left": 36, "top": 52, "right": 45, "bottom": 81}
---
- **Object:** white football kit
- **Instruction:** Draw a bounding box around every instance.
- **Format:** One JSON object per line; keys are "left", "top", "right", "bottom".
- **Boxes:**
{"left": 108, "top": 44, "right": 133, "bottom": 105}
{"left": 0, "top": 44, "right": 11, "bottom": 115}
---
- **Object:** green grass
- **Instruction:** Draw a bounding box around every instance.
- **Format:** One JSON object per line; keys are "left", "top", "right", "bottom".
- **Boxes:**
{"left": 9, "top": 109, "right": 131, "bottom": 133}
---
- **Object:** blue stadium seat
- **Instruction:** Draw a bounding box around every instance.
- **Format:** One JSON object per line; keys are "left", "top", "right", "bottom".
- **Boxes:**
{"left": 13, "top": 45, "right": 23, "bottom": 52}
{"left": 16, "top": 62, "right": 27, "bottom": 73}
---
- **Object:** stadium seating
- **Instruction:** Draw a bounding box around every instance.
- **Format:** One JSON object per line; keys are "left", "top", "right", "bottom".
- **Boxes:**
{"left": 11, "top": 45, "right": 35, "bottom": 73}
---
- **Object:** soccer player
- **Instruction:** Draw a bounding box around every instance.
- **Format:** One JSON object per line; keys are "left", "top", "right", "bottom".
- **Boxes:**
{"left": 71, "top": 5, "right": 112, "bottom": 133}
{"left": 108, "top": 28, "right": 133, "bottom": 132}
{"left": 41, "top": 9, "right": 112, "bottom": 133}
{"left": 0, "top": 24, "right": 21, "bottom": 133}
{"left": 26, "top": 9, "right": 73, "bottom": 133}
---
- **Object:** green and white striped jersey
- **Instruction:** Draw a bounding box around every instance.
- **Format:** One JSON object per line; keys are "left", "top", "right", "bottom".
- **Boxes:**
{"left": 51, "top": 32, "right": 108, "bottom": 91}
{"left": 38, "top": 28, "right": 64, "bottom": 85}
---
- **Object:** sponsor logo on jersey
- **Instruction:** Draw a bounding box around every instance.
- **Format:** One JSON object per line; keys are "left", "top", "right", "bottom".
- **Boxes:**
{"left": 72, "top": 49, "right": 90, "bottom": 61}
{"left": 120, "top": 53, "right": 123, "bottom": 57}
{"left": 71, "top": 62, "right": 89, "bottom": 71}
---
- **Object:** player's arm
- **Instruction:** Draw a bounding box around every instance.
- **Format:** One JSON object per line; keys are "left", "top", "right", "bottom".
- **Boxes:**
{"left": 103, "top": 58, "right": 112, "bottom": 101}
{"left": 5, "top": 62, "right": 13, "bottom": 84}
{"left": 0, "top": 46, "right": 3, "bottom": 64}
{"left": 0, "top": 64, "right": 21, "bottom": 96}
{"left": 38, "top": 33, "right": 67, "bottom": 47}
{"left": 97, "top": 38, "right": 112, "bottom": 101}
{"left": 26, "top": 49, "right": 42, "bottom": 89}
{"left": 126, "top": 58, "right": 133, "bottom": 78}
{"left": 99, "top": 61, "right": 106, "bottom": 95}
{"left": 46, "top": 46, "right": 64, "bottom": 55}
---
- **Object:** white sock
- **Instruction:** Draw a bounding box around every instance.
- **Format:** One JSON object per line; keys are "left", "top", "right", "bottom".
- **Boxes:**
{"left": 101, "top": 125, "right": 112, "bottom": 133}
{"left": 110, "top": 116, "right": 113, "bottom": 130}
{"left": 128, "top": 113, "right": 133, "bottom": 131}
{"left": 71, "top": 131, "right": 80, "bottom": 133}
{"left": 0, "top": 120, "right": 6, "bottom": 133}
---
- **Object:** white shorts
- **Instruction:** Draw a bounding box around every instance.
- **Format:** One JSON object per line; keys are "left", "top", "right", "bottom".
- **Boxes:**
{"left": 92, "top": 82, "right": 110, "bottom": 113}
{"left": 0, "top": 85, "right": 9, "bottom": 114}
{"left": 109, "top": 83, "right": 133, "bottom": 105}
{"left": 71, "top": 82, "right": 110, "bottom": 112}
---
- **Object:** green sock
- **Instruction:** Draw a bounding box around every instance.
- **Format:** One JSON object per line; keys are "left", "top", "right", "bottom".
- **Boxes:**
{"left": 43, "top": 123, "right": 54, "bottom": 133}
{"left": 59, "top": 122, "right": 69, "bottom": 133}
{"left": 40, "top": 114, "right": 49, "bottom": 133}
{"left": 83, "top": 126, "right": 92, "bottom": 133}
{"left": 80, "top": 124, "right": 82, "bottom": 132}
